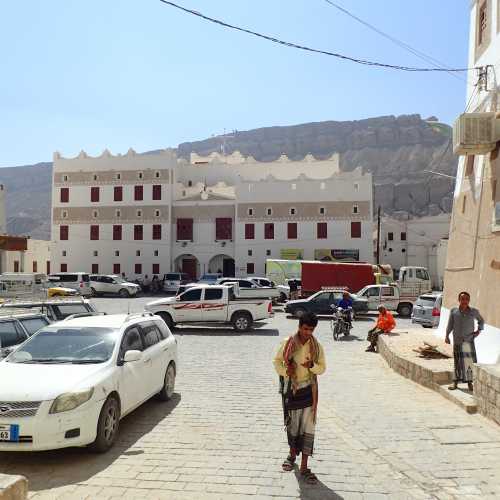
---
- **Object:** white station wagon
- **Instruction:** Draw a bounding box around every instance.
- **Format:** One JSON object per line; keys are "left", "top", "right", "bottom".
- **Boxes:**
{"left": 0, "top": 312, "right": 177, "bottom": 452}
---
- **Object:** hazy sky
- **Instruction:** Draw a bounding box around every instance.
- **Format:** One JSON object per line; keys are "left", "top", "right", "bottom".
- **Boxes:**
{"left": 1, "top": 0, "right": 470, "bottom": 166}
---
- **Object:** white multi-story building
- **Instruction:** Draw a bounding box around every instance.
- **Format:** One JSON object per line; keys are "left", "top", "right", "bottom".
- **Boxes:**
{"left": 51, "top": 149, "right": 373, "bottom": 279}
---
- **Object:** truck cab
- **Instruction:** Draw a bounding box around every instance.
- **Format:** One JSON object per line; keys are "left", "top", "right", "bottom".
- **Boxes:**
{"left": 398, "top": 266, "right": 432, "bottom": 293}
{"left": 355, "top": 284, "right": 414, "bottom": 317}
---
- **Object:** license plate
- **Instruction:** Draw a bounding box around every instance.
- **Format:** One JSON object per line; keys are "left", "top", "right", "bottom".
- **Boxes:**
{"left": 0, "top": 424, "right": 19, "bottom": 442}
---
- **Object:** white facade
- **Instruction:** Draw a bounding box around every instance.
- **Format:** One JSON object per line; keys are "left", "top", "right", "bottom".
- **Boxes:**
{"left": 51, "top": 149, "right": 373, "bottom": 279}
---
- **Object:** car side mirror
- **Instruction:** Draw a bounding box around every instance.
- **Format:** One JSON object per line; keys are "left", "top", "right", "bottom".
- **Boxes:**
{"left": 123, "top": 350, "right": 142, "bottom": 363}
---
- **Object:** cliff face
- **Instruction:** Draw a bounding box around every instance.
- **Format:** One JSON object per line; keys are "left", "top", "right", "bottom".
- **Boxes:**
{"left": 0, "top": 114, "right": 456, "bottom": 240}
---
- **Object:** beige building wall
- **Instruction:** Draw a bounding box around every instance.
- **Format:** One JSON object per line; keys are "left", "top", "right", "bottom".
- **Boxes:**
{"left": 0, "top": 239, "right": 51, "bottom": 274}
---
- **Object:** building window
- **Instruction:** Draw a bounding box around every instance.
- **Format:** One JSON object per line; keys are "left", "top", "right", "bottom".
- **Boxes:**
{"left": 60, "top": 263, "right": 68, "bottom": 272}
{"left": 353, "top": 205, "right": 359, "bottom": 214}
{"left": 177, "top": 218, "right": 193, "bottom": 240}
{"left": 135, "top": 263, "right": 142, "bottom": 274}
{"left": 155, "top": 209, "right": 161, "bottom": 217}
{"left": 134, "top": 225, "right": 143, "bottom": 241}
{"left": 152, "top": 263, "right": 160, "bottom": 275}
{"left": 288, "top": 222, "right": 297, "bottom": 239}
{"left": 462, "top": 195, "right": 467, "bottom": 213}
{"left": 216, "top": 218, "right": 232, "bottom": 240}
{"left": 351, "top": 221, "right": 361, "bottom": 238}
{"left": 46, "top": 261, "right": 51, "bottom": 275}
{"left": 465, "top": 155, "right": 475, "bottom": 176}
{"left": 116, "top": 173, "right": 121, "bottom": 180}
{"left": 93, "top": 174, "right": 98, "bottom": 181}
{"left": 138, "top": 172, "right": 143, "bottom": 180}
{"left": 478, "top": 2, "right": 488, "bottom": 46}
{"left": 90, "top": 186, "right": 100, "bottom": 203}
{"left": 245, "top": 223, "right": 255, "bottom": 240}
{"left": 266, "top": 207, "right": 273, "bottom": 216}
{"left": 317, "top": 222, "right": 327, "bottom": 239}
{"left": 60, "top": 187, "right": 69, "bottom": 203}
{"left": 154, "top": 250, "right": 159, "bottom": 257}
{"left": 152, "top": 185, "right": 162, "bottom": 200}
{"left": 354, "top": 183, "right": 359, "bottom": 190}
{"left": 289, "top": 207, "right": 296, "bottom": 216}
{"left": 136, "top": 250, "right": 141, "bottom": 257}
{"left": 114, "top": 186, "right": 123, "bottom": 202}
{"left": 247, "top": 263, "right": 255, "bottom": 275}
{"left": 188, "top": 180, "right": 193, "bottom": 187}
{"left": 60, "top": 225, "right": 69, "bottom": 241}
{"left": 92, "top": 210, "right": 98, "bottom": 218}
{"left": 155, "top": 171, "right": 161, "bottom": 178}
{"left": 32, "top": 261, "right": 37, "bottom": 273}
{"left": 62, "top": 250, "right": 67, "bottom": 257}
{"left": 62, "top": 210, "right": 68, "bottom": 219}
{"left": 247, "top": 208, "right": 254, "bottom": 216}
{"left": 182, "top": 190, "right": 186, "bottom": 197}
{"left": 152, "top": 224, "right": 162, "bottom": 240}
{"left": 116, "top": 209, "right": 121, "bottom": 218}
{"left": 264, "top": 223, "right": 274, "bottom": 239}
{"left": 319, "top": 207, "right": 325, "bottom": 215}
{"left": 63, "top": 175, "right": 68, "bottom": 182}
{"left": 388, "top": 232, "right": 394, "bottom": 241}
{"left": 248, "top": 249, "right": 253, "bottom": 256}
{"left": 114, "top": 250, "right": 120, "bottom": 257}
{"left": 137, "top": 210, "right": 142, "bottom": 217}
{"left": 134, "top": 185, "right": 143, "bottom": 201}
{"left": 401, "top": 232, "right": 407, "bottom": 241}
{"left": 93, "top": 250, "right": 98, "bottom": 257}
{"left": 266, "top": 249, "right": 271, "bottom": 256}
{"left": 113, "top": 225, "right": 122, "bottom": 240}
{"left": 113, "top": 263, "right": 121, "bottom": 274}
{"left": 92, "top": 263, "right": 99, "bottom": 274}
{"left": 90, "top": 225, "right": 99, "bottom": 241}
{"left": 13, "top": 260, "right": 20, "bottom": 273}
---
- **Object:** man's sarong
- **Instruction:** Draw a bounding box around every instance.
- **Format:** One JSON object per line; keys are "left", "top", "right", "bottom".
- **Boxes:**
{"left": 283, "top": 381, "right": 315, "bottom": 456}
{"left": 453, "top": 341, "right": 477, "bottom": 383}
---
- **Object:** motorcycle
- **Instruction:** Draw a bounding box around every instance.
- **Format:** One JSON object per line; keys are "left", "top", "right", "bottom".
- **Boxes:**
{"left": 330, "top": 305, "right": 352, "bottom": 341}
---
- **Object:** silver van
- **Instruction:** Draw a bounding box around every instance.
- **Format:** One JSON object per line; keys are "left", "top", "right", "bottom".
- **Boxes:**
{"left": 48, "top": 272, "right": 92, "bottom": 297}
{"left": 411, "top": 293, "right": 442, "bottom": 328}
{"left": 162, "top": 273, "right": 191, "bottom": 293}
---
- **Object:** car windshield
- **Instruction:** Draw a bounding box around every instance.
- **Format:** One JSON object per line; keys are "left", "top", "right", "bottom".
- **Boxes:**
{"left": 112, "top": 276, "right": 125, "bottom": 283}
{"left": 199, "top": 274, "right": 218, "bottom": 281}
{"left": 418, "top": 296, "right": 438, "bottom": 307}
{"left": 7, "top": 326, "right": 118, "bottom": 364}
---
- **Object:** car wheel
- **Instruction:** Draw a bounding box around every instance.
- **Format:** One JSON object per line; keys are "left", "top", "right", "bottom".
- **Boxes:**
{"left": 157, "top": 312, "right": 174, "bottom": 330}
{"left": 89, "top": 396, "right": 120, "bottom": 453}
{"left": 232, "top": 312, "right": 253, "bottom": 332}
{"left": 293, "top": 307, "right": 307, "bottom": 318}
{"left": 157, "top": 362, "right": 176, "bottom": 401}
{"left": 119, "top": 288, "right": 130, "bottom": 298}
{"left": 90, "top": 287, "right": 97, "bottom": 297}
{"left": 398, "top": 304, "right": 412, "bottom": 317}
{"left": 422, "top": 325, "right": 432, "bottom": 329}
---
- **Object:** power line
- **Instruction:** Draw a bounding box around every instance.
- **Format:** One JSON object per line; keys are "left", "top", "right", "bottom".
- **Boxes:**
{"left": 322, "top": 0, "right": 466, "bottom": 83}
{"left": 158, "top": 0, "right": 473, "bottom": 73}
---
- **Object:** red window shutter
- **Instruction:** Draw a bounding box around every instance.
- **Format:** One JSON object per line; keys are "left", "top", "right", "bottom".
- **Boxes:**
{"left": 247, "top": 263, "right": 255, "bottom": 274}
{"left": 60, "top": 263, "right": 68, "bottom": 272}
{"left": 60, "top": 187, "right": 69, "bottom": 203}
{"left": 152, "top": 224, "right": 162, "bottom": 240}
{"left": 177, "top": 218, "right": 193, "bottom": 240}
{"left": 92, "top": 263, "right": 99, "bottom": 274}
{"left": 245, "top": 223, "right": 255, "bottom": 240}
{"left": 113, "top": 263, "right": 121, "bottom": 275}
{"left": 264, "top": 223, "right": 274, "bottom": 240}
{"left": 317, "top": 222, "right": 327, "bottom": 239}
{"left": 13, "top": 261, "right": 19, "bottom": 273}
{"left": 135, "top": 263, "right": 142, "bottom": 274}
{"left": 32, "top": 261, "right": 37, "bottom": 273}
{"left": 90, "top": 186, "right": 100, "bottom": 203}
{"left": 113, "top": 225, "right": 122, "bottom": 241}
{"left": 351, "top": 221, "right": 361, "bottom": 238}
{"left": 152, "top": 263, "right": 160, "bottom": 275}
{"left": 60, "top": 225, "right": 69, "bottom": 241}
{"left": 134, "top": 185, "right": 143, "bottom": 201}
{"left": 134, "top": 225, "right": 143, "bottom": 241}
{"left": 90, "top": 225, "right": 99, "bottom": 241}
{"left": 114, "top": 186, "right": 123, "bottom": 202}
{"left": 46, "top": 261, "right": 51, "bottom": 275}
{"left": 216, "top": 218, "right": 232, "bottom": 240}
{"left": 152, "top": 185, "right": 162, "bottom": 201}
{"left": 287, "top": 223, "right": 297, "bottom": 239}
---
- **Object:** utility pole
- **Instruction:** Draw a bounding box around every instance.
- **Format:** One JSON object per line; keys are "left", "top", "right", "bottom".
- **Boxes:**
{"left": 376, "top": 206, "right": 381, "bottom": 265}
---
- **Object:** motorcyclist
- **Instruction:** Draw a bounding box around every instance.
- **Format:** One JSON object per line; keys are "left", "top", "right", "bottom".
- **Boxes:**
{"left": 337, "top": 291, "right": 353, "bottom": 327}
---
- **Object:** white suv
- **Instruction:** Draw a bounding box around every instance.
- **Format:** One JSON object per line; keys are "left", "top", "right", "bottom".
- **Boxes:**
{"left": 89, "top": 275, "right": 141, "bottom": 298}
{"left": 0, "top": 312, "right": 178, "bottom": 452}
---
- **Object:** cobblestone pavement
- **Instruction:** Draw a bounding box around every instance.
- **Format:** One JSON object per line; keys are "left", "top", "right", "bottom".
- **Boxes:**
{"left": 1, "top": 297, "right": 500, "bottom": 499}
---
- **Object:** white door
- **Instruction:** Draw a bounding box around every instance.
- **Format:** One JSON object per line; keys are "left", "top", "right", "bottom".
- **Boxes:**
{"left": 380, "top": 286, "right": 398, "bottom": 310}
{"left": 362, "top": 287, "right": 381, "bottom": 311}
{"left": 140, "top": 321, "right": 168, "bottom": 393}
{"left": 201, "top": 287, "right": 226, "bottom": 322}
{"left": 174, "top": 288, "right": 203, "bottom": 322}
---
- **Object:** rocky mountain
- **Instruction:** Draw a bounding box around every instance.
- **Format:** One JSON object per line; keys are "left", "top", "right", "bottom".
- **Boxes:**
{"left": 0, "top": 114, "right": 456, "bottom": 240}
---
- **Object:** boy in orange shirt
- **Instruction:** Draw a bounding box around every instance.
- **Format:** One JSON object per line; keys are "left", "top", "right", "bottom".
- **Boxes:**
{"left": 366, "top": 305, "right": 395, "bottom": 352}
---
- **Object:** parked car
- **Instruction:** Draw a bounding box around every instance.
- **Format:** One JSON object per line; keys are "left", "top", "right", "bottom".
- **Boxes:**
{"left": 354, "top": 284, "right": 419, "bottom": 317}
{"left": 216, "top": 278, "right": 281, "bottom": 300}
{"left": 0, "top": 312, "right": 177, "bottom": 452}
{"left": 285, "top": 289, "right": 368, "bottom": 318}
{"left": 411, "top": 293, "right": 442, "bottom": 328}
{"left": 197, "top": 274, "right": 222, "bottom": 285}
{"left": 48, "top": 273, "right": 92, "bottom": 297}
{"left": 0, "top": 298, "right": 97, "bottom": 322}
{"left": 250, "top": 277, "right": 275, "bottom": 288}
{"left": 89, "top": 275, "right": 141, "bottom": 298}
{"left": 0, "top": 309, "right": 51, "bottom": 358}
{"left": 162, "top": 273, "right": 191, "bottom": 293}
{"left": 145, "top": 284, "right": 273, "bottom": 332}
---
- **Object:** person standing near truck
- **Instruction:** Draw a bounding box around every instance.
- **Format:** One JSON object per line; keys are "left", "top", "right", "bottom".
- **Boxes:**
{"left": 445, "top": 291, "right": 484, "bottom": 392}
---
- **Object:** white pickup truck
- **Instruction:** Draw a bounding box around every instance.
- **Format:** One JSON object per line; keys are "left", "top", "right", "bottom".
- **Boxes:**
{"left": 215, "top": 278, "right": 281, "bottom": 301}
{"left": 144, "top": 285, "right": 273, "bottom": 331}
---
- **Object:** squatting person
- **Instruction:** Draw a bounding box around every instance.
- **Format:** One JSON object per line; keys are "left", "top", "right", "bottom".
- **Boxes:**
{"left": 366, "top": 305, "right": 395, "bottom": 352}
{"left": 446, "top": 291, "right": 484, "bottom": 392}
{"left": 273, "top": 312, "right": 326, "bottom": 485}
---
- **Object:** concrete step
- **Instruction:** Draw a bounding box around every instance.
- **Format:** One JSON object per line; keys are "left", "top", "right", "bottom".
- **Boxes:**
{"left": 437, "top": 384, "right": 478, "bottom": 414}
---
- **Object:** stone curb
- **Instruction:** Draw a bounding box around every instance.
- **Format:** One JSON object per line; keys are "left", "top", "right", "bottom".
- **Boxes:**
{"left": 0, "top": 474, "right": 28, "bottom": 500}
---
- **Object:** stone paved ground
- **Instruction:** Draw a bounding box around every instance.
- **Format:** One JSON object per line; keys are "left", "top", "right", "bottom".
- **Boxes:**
{"left": 1, "top": 297, "right": 500, "bottom": 499}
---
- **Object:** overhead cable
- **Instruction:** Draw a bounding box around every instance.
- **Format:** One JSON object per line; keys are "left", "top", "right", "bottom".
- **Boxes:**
{"left": 158, "top": 0, "right": 473, "bottom": 73}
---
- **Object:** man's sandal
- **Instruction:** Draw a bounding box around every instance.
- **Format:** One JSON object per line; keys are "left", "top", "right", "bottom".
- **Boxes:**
{"left": 300, "top": 468, "right": 318, "bottom": 484}
{"left": 282, "top": 455, "right": 295, "bottom": 471}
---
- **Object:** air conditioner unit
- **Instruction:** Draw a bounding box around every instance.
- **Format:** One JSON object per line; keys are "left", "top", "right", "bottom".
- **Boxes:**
{"left": 453, "top": 112, "right": 499, "bottom": 155}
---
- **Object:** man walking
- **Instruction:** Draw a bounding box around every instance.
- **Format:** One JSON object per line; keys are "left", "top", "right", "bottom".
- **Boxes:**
{"left": 446, "top": 291, "right": 484, "bottom": 391}
{"left": 366, "top": 305, "right": 395, "bottom": 352}
{"left": 273, "top": 312, "right": 326, "bottom": 485}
